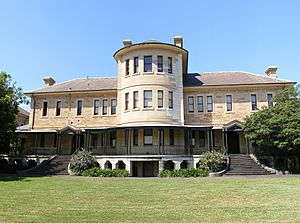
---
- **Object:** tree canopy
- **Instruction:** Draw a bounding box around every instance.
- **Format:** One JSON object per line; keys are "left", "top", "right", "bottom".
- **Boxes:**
{"left": 0, "top": 72, "right": 27, "bottom": 153}
{"left": 244, "top": 86, "right": 300, "bottom": 156}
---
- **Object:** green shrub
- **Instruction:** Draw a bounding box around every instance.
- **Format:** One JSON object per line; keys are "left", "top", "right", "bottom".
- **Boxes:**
{"left": 81, "top": 167, "right": 130, "bottom": 177}
{"left": 200, "top": 151, "right": 228, "bottom": 172}
{"left": 159, "top": 168, "right": 209, "bottom": 177}
{"left": 69, "top": 149, "right": 99, "bottom": 174}
{"left": 288, "top": 167, "right": 300, "bottom": 174}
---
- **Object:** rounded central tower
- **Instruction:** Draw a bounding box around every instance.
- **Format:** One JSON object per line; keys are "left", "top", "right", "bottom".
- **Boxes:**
{"left": 114, "top": 37, "right": 188, "bottom": 127}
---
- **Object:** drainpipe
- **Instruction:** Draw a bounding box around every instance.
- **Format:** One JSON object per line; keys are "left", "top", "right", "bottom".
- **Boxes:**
{"left": 31, "top": 95, "right": 36, "bottom": 129}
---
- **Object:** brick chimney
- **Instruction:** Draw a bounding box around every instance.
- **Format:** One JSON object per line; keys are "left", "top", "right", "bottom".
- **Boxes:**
{"left": 43, "top": 76, "right": 56, "bottom": 87}
{"left": 174, "top": 36, "right": 183, "bottom": 48}
{"left": 123, "top": 39, "right": 132, "bottom": 47}
{"left": 265, "top": 66, "right": 278, "bottom": 78}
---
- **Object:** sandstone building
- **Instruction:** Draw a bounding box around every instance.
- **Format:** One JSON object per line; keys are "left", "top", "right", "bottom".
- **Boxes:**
{"left": 18, "top": 37, "right": 295, "bottom": 176}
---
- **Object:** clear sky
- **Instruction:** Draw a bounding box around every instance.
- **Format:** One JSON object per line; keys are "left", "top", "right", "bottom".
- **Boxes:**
{"left": 1, "top": 0, "right": 299, "bottom": 110}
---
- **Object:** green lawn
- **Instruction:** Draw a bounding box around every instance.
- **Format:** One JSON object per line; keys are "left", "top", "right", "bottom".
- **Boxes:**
{"left": 0, "top": 176, "right": 300, "bottom": 223}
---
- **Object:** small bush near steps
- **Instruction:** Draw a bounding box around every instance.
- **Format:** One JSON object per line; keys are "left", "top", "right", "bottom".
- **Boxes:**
{"left": 70, "top": 149, "right": 99, "bottom": 174}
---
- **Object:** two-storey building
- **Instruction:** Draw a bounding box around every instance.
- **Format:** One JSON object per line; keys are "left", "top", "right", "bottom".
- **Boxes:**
{"left": 18, "top": 36, "right": 295, "bottom": 176}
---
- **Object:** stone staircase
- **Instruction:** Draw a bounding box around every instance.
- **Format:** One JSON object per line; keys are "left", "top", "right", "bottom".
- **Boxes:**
{"left": 226, "top": 154, "right": 271, "bottom": 175}
{"left": 25, "top": 155, "right": 71, "bottom": 176}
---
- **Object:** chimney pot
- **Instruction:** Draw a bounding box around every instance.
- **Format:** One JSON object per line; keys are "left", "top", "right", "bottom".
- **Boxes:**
{"left": 265, "top": 66, "right": 278, "bottom": 78}
{"left": 43, "top": 76, "right": 56, "bottom": 87}
{"left": 173, "top": 36, "right": 183, "bottom": 48}
{"left": 123, "top": 39, "right": 132, "bottom": 47}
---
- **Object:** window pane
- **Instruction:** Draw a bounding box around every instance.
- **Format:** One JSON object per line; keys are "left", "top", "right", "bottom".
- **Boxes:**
{"left": 226, "top": 95, "right": 232, "bottom": 112}
{"left": 157, "top": 56, "right": 163, "bottom": 72}
{"left": 169, "top": 91, "right": 173, "bottom": 109}
{"left": 267, "top": 94, "right": 273, "bottom": 107}
{"left": 144, "top": 129, "right": 153, "bottom": 145}
{"left": 77, "top": 100, "right": 82, "bottom": 116}
{"left": 125, "top": 93, "right": 129, "bottom": 110}
{"left": 197, "top": 96, "right": 203, "bottom": 112}
{"left": 168, "top": 57, "right": 172, "bottom": 73}
{"left": 94, "top": 100, "right": 99, "bottom": 115}
{"left": 144, "top": 56, "right": 152, "bottom": 72}
{"left": 188, "top": 96, "right": 194, "bottom": 112}
{"left": 125, "top": 59, "right": 130, "bottom": 76}
{"left": 42, "top": 101, "right": 48, "bottom": 116}
{"left": 133, "top": 129, "right": 138, "bottom": 146}
{"left": 102, "top": 99, "right": 108, "bottom": 115}
{"left": 111, "top": 99, "right": 117, "bottom": 115}
{"left": 158, "top": 90, "right": 163, "bottom": 108}
{"left": 251, "top": 94, "right": 258, "bottom": 110}
{"left": 134, "top": 57, "right": 139, "bottom": 73}
{"left": 144, "top": 90, "right": 152, "bottom": 108}
{"left": 207, "top": 96, "right": 213, "bottom": 112}
{"left": 133, "top": 91, "right": 138, "bottom": 109}
{"left": 56, "top": 101, "right": 61, "bottom": 116}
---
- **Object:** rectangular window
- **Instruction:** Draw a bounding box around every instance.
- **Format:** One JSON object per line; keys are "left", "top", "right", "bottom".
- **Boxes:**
{"left": 144, "top": 56, "right": 152, "bottom": 72}
{"left": 110, "top": 131, "right": 116, "bottom": 147}
{"left": 169, "top": 91, "right": 173, "bottom": 109}
{"left": 111, "top": 99, "right": 117, "bottom": 115}
{"left": 133, "top": 91, "right": 138, "bottom": 109}
{"left": 125, "top": 59, "right": 130, "bottom": 76}
{"left": 207, "top": 96, "right": 213, "bottom": 112}
{"left": 226, "top": 95, "right": 233, "bottom": 112}
{"left": 168, "top": 57, "right": 173, "bottom": 74}
{"left": 197, "top": 96, "right": 203, "bottom": 112}
{"left": 144, "top": 90, "right": 152, "bottom": 108}
{"left": 188, "top": 96, "right": 194, "bottom": 112}
{"left": 94, "top": 99, "right": 100, "bottom": 115}
{"left": 251, "top": 94, "right": 258, "bottom": 110}
{"left": 91, "top": 133, "right": 98, "bottom": 147}
{"left": 133, "top": 129, "right": 138, "bottom": 146}
{"left": 169, "top": 129, "right": 174, "bottom": 146}
{"left": 134, "top": 57, "right": 139, "bottom": 73}
{"left": 125, "top": 93, "right": 129, "bottom": 111}
{"left": 199, "top": 131, "right": 205, "bottom": 148}
{"left": 102, "top": 99, "right": 108, "bottom": 115}
{"left": 158, "top": 90, "right": 163, "bottom": 108}
{"left": 42, "top": 101, "right": 48, "bottom": 116}
{"left": 77, "top": 100, "right": 83, "bottom": 116}
{"left": 267, "top": 93, "right": 273, "bottom": 107}
{"left": 157, "top": 56, "right": 163, "bottom": 72}
{"left": 55, "top": 101, "right": 61, "bottom": 116}
{"left": 144, "top": 129, "right": 153, "bottom": 145}
{"left": 40, "top": 134, "right": 45, "bottom": 147}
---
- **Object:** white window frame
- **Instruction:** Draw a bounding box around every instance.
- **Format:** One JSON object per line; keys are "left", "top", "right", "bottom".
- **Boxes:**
{"left": 93, "top": 99, "right": 100, "bottom": 116}
{"left": 266, "top": 93, "right": 273, "bottom": 107}
{"left": 197, "top": 95, "right": 204, "bottom": 113}
{"left": 102, "top": 98, "right": 109, "bottom": 116}
{"left": 111, "top": 98, "right": 117, "bottom": 115}
{"left": 187, "top": 95, "right": 194, "bottom": 113}
{"left": 207, "top": 95, "right": 214, "bottom": 113}
{"left": 250, "top": 93, "right": 258, "bottom": 111}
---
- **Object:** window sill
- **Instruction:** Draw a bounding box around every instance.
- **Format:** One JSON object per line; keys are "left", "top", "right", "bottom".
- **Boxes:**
{"left": 156, "top": 108, "right": 165, "bottom": 111}
{"left": 132, "top": 72, "right": 140, "bottom": 76}
{"left": 142, "top": 107, "right": 154, "bottom": 111}
{"left": 75, "top": 115, "right": 83, "bottom": 118}
{"left": 132, "top": 108, "right": 140, "bottom": 111}
{"left": 156, "top": 72, "right": 166, "bottom": 75}
{"left": 54, "top": 116, "right": 62, "bottom": 118}
{"left": 143, "top": 72, "right": 154, "bottom": 75}
{"left": 40, "top": 116, "right": 48, "bottom": 119}
{"left": 125, "top": 75, "right": 131, "bottom": 78}
{"left": 124, "top": 110, "right": 130, "bottom": 113}
{"left": 225, "top": 111, "right": 235, "bottom": 114}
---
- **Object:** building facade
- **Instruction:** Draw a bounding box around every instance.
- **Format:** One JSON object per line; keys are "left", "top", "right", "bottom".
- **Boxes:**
{"left": 18, "top": 37, "right": 295, "bottom": 176}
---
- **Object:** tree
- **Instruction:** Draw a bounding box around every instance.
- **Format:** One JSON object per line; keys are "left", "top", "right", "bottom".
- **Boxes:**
{"left": 244, "top": 86, "right": 300, "bottom": 156}
{"left": 0, "top": 72, "right": 28, "bottom": 153}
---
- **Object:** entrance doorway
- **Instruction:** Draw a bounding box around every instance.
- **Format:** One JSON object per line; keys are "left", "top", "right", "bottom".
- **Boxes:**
{"left": 227, "top": 131, "right": 240, "bottom": 154}
{"left": 71, "top": 134, "right": 85, "bottom": 154}
{"left": 131, "top": 161, "right": 159, "bottom": 177}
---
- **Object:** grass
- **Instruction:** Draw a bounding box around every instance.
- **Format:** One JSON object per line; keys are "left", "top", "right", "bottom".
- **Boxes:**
{"left": 0, "top": 176, "right": 300, "bottom": 222}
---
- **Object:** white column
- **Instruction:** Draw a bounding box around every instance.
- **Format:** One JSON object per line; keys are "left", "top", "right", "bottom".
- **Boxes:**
{"left": 174, "top": 161, "right": 181, "bottom": 170}
{"left": 159, "top": 160, "right": 164, "bottom": 172}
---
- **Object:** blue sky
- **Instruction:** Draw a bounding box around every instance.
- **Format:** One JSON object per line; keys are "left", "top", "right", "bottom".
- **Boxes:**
{"left": 1, "top": 0, "right": 300, "bottom": 110}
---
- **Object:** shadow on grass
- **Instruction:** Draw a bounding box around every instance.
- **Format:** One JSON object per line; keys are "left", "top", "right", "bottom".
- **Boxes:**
{"left": 0, "top": 174, "right": 33, "bottom": 182}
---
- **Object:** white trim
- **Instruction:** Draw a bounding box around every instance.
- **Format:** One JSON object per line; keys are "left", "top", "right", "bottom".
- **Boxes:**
{"left": 110, "top": 98, "right": 117, "bottom": 116}
{"left": 206, "top": 95, "right": 214, "bottom": 113}
{"left": 196, "top": 95, "right": 204, "bottom": 113}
